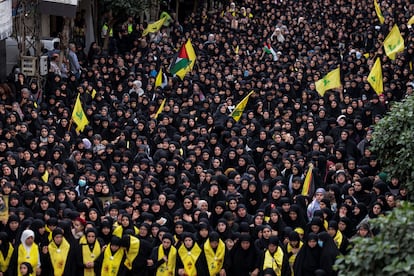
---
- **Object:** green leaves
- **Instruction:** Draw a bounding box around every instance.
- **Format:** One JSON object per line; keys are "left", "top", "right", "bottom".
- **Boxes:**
{"left": 102, "top": 0, "right": 145, "bottom": 18}
{"left": 336, "top": 203, "right": 414, "bottom": 275}
{"left": 371, "top": 94, "right": 414, "bottom": 196}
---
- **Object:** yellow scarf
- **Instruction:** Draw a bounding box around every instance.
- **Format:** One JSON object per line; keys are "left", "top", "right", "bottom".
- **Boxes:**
{"left": 17, "top": 243, "right": 39, "bottom": 276}
{"left": 81, "top": 240, "right": 101, "bottom": 276}
{"left": 79, "top": 235, "right": 87, "bottom": 244}
{"left": 157, "top": 245, "right": 177, "bottom": 276}
{"left": 0, "top": 243, "right": 14, "bottom": 272}
{"left": 287, "top": 241, "right": 303, "bottom": 276}
{"left": 101, "top": 245, "right": 124, "bottom": 276}
{"left": 263, "top": 247, "right": 284, "bottom": 276}
{"left": 124, "top": 236, "right": 140, "bottom": 270}
{"left": 204, "top": 239, "right": 226, "bottom": 276}
{"left": 333, "top": 230, "right": 343, "bottom": 249}
{"left": 178, "top": 243, "right": 202, "bottom": 276}
{"left": 174, "top": 235, "right": 179, "bottom": 246}
{"left": 48, "top": 237, "right": 70, "bottom": 275}
{"left": 45, "top": 226, "right": 53, "bottom": 241}
{"left": 113, "top": 225, "right": 140, "bottom": 238}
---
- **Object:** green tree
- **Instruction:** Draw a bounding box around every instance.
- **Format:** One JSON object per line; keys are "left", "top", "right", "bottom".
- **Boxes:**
{"left": 371, "top": 94, "right": 414, "bottom": 195}
{"left": 100, "top": 0, "right": 149, "bottom": 50}
{"left": 102, "top": 0, "right": 146, "bottom": 19}
{"left": 335, "top": 202, "right": 414, "bottom": 275}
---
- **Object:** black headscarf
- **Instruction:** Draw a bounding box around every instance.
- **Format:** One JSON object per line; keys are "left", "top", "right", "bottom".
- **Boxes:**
{"left": 318, "top": 232, "right": 340, "bottom": 275}
{"left": 0, "top": 232, "right": 10, "bottom": 257}
{"left": 293, "top": 232, "right": 321, "bottom": 276}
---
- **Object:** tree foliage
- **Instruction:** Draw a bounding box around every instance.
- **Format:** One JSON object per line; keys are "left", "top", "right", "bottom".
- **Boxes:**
{"left": 371, "top": 94, "right": 414, "bottom": 195}
{"left": 102, "top": 0, "right": 147, "bottom": 19}
{"left": 335, "top": 202, "right": 414, "bottom": 275}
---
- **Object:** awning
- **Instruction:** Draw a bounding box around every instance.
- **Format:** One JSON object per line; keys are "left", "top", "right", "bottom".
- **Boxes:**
{"left": 39, "top": 0, "right": 78, "bottom": 18}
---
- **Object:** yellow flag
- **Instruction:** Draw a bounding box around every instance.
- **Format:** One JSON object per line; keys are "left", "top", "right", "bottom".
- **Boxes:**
{"left": 71, "top": 93, "right": 89, "bottom": 132}
{"left": 231, "top": 91, "right": 254, "bottom": 122}
{"left": 41, "top": 170, "right": 49, "bottom": 183}
{"left": 368, "top": 58, "right": 383, "bottom": 95}
{"left": 142, "top": 17, "right": 166, "bottom": 36}
{"left": 155, "top": 98, "right": 166, "bottom": 119}
{"left": 160, "top": 11, "right": 172, "bottom": 27}
{"left": 383, "top": 24, "right": 405, "bottom": 60}
{"left": 234, "top": 45, "right": 239, "bottom": 55}
{"left": 155, "top": 67, "right": 163, "bottom": 88}
{"left": 374, "top": 0, "right": 384, "bottom": 24}
{"left": 185, "top": 39, "right": 197, "bottom": 76}
{"left": 315, "top": 67, "right": 341, "bottom": 96}
{"left": 91, "top": 89, "right": 96, "bottom": 99}
{"left": 408, "top": 16, "right": 414, "bottom": 26}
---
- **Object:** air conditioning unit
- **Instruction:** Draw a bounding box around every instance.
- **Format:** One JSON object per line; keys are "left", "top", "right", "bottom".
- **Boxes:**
{"left": 21, "top": 56, "right": 37, "bottom": 76}
{"left": 39, "top": 55, "right": 48, "bottom": 76}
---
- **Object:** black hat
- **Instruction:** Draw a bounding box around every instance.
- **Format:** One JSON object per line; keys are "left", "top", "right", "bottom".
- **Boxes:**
{"left": 162, "top": 233, "right": 174, "bottom": 243}
{"left": 52, "top": 227, "right": 64, "bottom": 238}
{"left": 181, "top": 232, "right": 194, "bottom": 240}
{"left": 198, "top": 223, "right": 209, "bottom": 231}
{"left": 288, "top": 231, "right": 300, "bottom": 242}
{"left": 209, "top": 231, "right": 220, "bottom": 242}
{"left": 111, "top": 236, "right": 122, "bottom": 246}
{"left": 237, "top": 204, "right": 247, "bottom": 210}
{"left": 239, "top": 234, "right": 251, "bottom": 242}
{"left": 269, "top": 236, "right": 279, "bottom": 246}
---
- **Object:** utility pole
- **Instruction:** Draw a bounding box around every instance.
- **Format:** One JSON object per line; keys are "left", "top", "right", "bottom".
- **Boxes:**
{"left": 14, "top": 0, "right": 47, "bottom": 91}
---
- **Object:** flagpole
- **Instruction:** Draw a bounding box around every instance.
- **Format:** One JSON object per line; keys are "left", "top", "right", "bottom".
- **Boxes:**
{"left": 69, "top": 92, "right": 79, "bottom": 132}
{"left": 369, "top": 40, "right": 385, "bottom": 63}
{"left": 68, "top": 119, "right": 73, "bottom": 131}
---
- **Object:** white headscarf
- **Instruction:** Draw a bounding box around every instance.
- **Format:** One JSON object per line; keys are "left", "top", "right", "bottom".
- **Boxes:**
{"left": 20, "top": 229, "right": 35, "bottom": 252}
{"left": 20, "top": 229, "right": 41, "bottom": 268}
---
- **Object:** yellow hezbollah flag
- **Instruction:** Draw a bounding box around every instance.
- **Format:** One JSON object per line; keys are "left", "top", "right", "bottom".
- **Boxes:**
{"left": 315, "top": 67, "right": 341, "bottom": 96}
{"left": 231, "top": 91, "right": 254, "bottom": 122}
{"left": 368, "top": 57, "right": 383, "bottom": 95}
{"left": 383, "top": 24, "right": 405, "bottom": 60}
{"left": 155, "top": 67, "right": 163, "bottom": 88}
{"left": 408, "top": 16, "right": 414, "bottom": 26}
{"left": 374, "top": 0, "right": 384, "bottom": 24}
{"left": 302, "top": 163, "right": 313, "bottom": 196}
{"left": 160, "top": 11, "right": 172, "bottom": 27}
{"left": 142, "top": 17, "right": 166, "bottom": 36}
{"left": 71, "top": 93, "right": 89, "bottom": 132}
{"left": 155, "top": 98, "right": 166, "bottom": 119}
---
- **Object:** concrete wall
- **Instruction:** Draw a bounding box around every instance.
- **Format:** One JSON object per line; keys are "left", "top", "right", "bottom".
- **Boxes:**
{"left": 0, "top": 40, "right": 7, "bottom": 82}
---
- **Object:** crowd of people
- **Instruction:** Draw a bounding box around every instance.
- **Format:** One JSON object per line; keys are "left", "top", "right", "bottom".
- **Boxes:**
{"left": 0, "top": 0, "right": 413, "bottom": 275}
